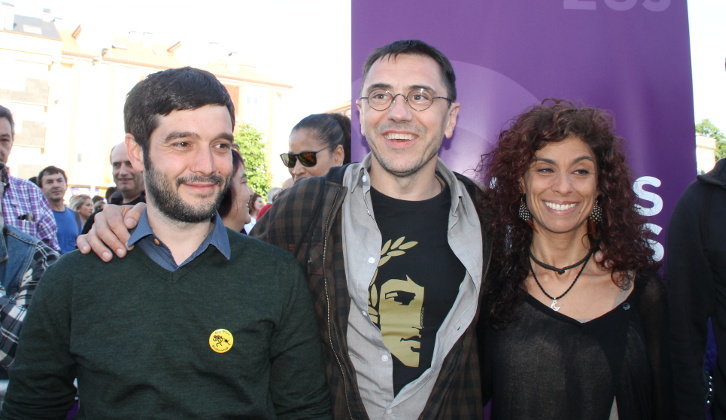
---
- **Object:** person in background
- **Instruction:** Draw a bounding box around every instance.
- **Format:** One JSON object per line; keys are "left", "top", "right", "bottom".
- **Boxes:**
{"left": 478, "top": 99, "right": 671, "bottom": 419}
{"left": 92, "top": 195, "right": 106, "bottom": 213}
{"left": 280, "top": 113, "right": 351, "bottom": 184}
{"left": 243, "top": 192, "right": 263, "bottom": 234}
{"left": 81, "top": 143, "right": 145, "bottom": 233}
{"left": 92, "top": 199, "right": 105, "bottom": 213}
{"left": 256, "top": 187, "right": 281, "bottom": 220}
{"left": 218, "top": 149, "right": 252, "bottom": 233}
{"left": 38, "top": 166, "right": 79, "bottom": 254}
{"left": 70, "top": 194, "right": 94, "bottom": 226}
{"left": 103, "top": 187, "right": 116, "bottom": 203}
{"left": 0, "top": 163, "right": 59, "bottom": 394}
{"left": 107, "top": 143, "right": 145, "bottom": 206}
{"left": 668, "top": 157, "right": 726, "bottom": 418}
{"left": 3, "top": 66, "right": 330, "bottom": 418}
{"left": 0, "top": 105, "right": 59, "bottom": 252}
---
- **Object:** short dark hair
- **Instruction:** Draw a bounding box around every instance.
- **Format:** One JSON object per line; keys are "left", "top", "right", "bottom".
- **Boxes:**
{"left": 38, "top": 166, "right": 68, "bottom": 187}
{"left": 105, "top": 187, "right": 117, "bottom": 201}
{"left": 124, "top": 67, "right": 235, "bottom": 155}
{"left": 291, "top": 113, "right": 352, "bottom": 164}
{"left": 0, "top": 105, "right": 15, "bottom": 135}
{"left": 362, "top": 40, "right": 457, "bottom": 101}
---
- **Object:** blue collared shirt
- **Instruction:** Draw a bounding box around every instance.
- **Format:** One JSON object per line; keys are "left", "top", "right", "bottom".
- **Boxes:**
{"left": 128, "top": 210, "right": 231, "bottom": 272}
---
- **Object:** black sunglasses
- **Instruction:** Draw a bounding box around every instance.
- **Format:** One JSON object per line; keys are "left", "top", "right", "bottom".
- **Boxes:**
{"left": 280, "top": 148, "right": 326, "bottom": 168}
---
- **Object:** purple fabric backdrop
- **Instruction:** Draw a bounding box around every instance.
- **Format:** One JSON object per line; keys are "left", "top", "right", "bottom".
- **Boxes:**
{"left": 351, "top": 0, "right": 694, "bottom": 261}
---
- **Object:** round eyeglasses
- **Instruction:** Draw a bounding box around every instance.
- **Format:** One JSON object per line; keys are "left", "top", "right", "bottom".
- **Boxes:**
{"left": 280, "top": 148, "right": 326, "bottom": 168}
{"left": 358, "top": 88, "right": 452, "bottom": 112}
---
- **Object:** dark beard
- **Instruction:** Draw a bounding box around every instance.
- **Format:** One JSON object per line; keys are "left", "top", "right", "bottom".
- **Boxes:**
{"left": 145, "top": 160, "right": 228, "bottom": 223}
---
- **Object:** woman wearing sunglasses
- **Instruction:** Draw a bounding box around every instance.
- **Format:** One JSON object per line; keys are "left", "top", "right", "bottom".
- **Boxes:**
{"left": 280, "top": 113, "right": 351, "bottom": 183}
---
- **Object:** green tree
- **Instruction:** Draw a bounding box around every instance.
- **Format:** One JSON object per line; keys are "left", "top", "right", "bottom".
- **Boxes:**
{"left": 234, "top": 123, "right": 271, "bottom": 198}
{"left": 696, "top": 119, "right": 726, "bottom": 160}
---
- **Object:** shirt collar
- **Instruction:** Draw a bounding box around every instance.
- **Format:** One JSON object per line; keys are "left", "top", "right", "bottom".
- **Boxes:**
{"left": 349, "top": 152, "right": 466, "bottom": 210}
{"left": 348, "top": 153, "right": 373, "bottom": 193}
{"left": 128, "top": 209, "right": 231, "bottom": 260}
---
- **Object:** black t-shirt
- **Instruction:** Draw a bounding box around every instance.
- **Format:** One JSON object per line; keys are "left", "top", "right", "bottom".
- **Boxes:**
{"left": 369, "top": 185, "right": 465, "bottom": 395}
{"left": 482, "top": 273, "right": 672, "bottom": 419}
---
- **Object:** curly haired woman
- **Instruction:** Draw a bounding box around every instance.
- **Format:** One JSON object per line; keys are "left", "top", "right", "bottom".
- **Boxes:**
{"left": 478, "top": 99, "right": 672, "bottom": 419}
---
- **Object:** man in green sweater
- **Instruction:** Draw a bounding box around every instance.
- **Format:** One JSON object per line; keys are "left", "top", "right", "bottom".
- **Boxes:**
{"left": 1, "top": 67, "right": 330, "bottom": 418}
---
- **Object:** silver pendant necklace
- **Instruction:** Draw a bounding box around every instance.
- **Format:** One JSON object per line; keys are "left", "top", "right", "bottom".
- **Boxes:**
{"left": 529, "top": 250, "right": 592, "bottom": 311}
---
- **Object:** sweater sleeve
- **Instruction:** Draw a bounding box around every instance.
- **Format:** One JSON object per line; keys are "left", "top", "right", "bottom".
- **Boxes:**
{"left": 1, "top": 262, "right": 77, "bottom": 419}
{"left": 666, "top": 182, "right": 713, "bottom": 419}
{"left": 269, "top": 257, "right": 331, "bottom": 419}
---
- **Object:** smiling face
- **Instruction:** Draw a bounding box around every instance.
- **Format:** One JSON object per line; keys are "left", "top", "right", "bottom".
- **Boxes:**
{"left": 357, "top": 53, "right": 459, "bottom": 182}
{"left": 229, "top": 162, "right": 252, "bottom": 225}
{"left": 111, "top": 143, "right": 144, "bottom": 201}
{"left": 521, "top": 136, "right": 598, "bottom": 236}
{"left": 287, "top": 128, "right": 343, "bottom": 182}
{"left": 127, "top": 104, "right": 234, "bottom": 224}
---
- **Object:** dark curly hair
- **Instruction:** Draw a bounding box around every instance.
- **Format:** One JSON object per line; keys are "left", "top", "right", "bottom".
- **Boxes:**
{"left": 478, "top": 99, "right": 657, "bottom": 327}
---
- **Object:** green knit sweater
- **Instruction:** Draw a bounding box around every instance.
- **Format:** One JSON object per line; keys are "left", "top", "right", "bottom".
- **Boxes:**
{"left": 1, "top": 231, "right": 331, "bottom": 419}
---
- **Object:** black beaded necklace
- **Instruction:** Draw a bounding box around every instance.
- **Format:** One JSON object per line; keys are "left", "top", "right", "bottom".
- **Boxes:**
{"left": 529, "top": 249, "right": 593, "bottom": 312}
{"left": 529, "top": 249, "right": 593, "bottom": 275}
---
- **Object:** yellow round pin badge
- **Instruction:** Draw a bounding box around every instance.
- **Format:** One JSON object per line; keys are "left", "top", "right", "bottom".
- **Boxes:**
{"left": 209, "top": 329, "right": 234, "bottom": 353}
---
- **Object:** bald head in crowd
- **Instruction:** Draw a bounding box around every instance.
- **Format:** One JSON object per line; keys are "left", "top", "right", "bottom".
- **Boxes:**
{"left": 110, "top": 142, "right": 144, "bottom": 204}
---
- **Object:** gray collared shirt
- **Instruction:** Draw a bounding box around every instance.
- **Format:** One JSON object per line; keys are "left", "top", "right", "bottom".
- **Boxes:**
{"left": 342, "top": 154, "right": 483, "bottom": 419}
{"left": 128, "top": 210, "right": 231, "bottom": 272}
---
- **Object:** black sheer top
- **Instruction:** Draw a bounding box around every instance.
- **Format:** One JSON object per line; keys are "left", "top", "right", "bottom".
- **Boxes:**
{"left": 482, "top": 273, "right": 672, "bottom": 419}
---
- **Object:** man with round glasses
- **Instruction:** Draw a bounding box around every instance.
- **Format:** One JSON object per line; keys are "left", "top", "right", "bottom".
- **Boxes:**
{"left": 77, "top": 40, "right": 490, "bottom": 419}
{"left": 257, "top": 39, "right": 489, "bottom": 418}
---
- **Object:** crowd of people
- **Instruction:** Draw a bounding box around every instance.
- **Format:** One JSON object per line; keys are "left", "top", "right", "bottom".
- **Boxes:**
{"left": 0, "top": 39, "right": 721, "bottom": 419}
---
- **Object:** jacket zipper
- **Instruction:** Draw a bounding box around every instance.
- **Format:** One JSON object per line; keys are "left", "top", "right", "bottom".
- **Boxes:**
{"left": 320, "top": 185, "right": 356, "bottom": 419}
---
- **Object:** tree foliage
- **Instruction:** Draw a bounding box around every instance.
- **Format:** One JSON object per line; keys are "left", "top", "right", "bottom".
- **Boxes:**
{"left": 696, "top": 119, "right": 725, "bottom": 141}
{"left": 234, "top": 123, "right": 271, "bottom": 198}
{"left": 696, "top": 119, "right": 726, "bottom": 161}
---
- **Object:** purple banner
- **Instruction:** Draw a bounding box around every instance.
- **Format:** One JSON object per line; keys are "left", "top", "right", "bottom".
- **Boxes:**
{"left": 352, "top": 0, "right": 694, "bottom": 261}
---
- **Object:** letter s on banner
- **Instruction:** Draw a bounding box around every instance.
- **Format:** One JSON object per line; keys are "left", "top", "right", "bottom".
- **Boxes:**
{"left": 564, "top": 0, "right": 670, "bottom": 11}
{"left": 604, "top": 0, "right": 637, "bottom": 11}
{"left": 563, "top": 0, "right": 597, "bottom": 10}
{"left": 644, "top": 223, "right": 664, "bottom": 261}
{"left": 633, "top": 176, "right": 664, "bottom": 261}
{"left": 633, "top": 176, "right": 663, "bottom": 216}
{"left": 643, "top": 0, "right": 670, "bottom": 12}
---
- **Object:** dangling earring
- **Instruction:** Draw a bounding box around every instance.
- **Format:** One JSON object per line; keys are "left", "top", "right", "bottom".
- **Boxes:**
{"left": 518, "top": 195, "right": 531, "bottom": 221}
{"left": 590, "top": 199, "right": 603, "bottom": 223}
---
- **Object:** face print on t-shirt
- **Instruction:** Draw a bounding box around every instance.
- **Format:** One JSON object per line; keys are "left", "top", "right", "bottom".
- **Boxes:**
{"left": 369, "top": 237, "right": 423, "bottom": 367}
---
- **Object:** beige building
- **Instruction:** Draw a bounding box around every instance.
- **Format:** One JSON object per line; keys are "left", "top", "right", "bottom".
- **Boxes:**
{"left": 0, "top": 6, "right": 291, "bottom": 196}
{"left": 696, "top": 134, "right": 718, "bottom": 174}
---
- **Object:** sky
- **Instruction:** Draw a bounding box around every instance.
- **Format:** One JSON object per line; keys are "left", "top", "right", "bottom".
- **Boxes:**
{"left": 688, "top": 0, "right": 726, "bottom": 131}
{"left": 15, "top": 0, "right": 352, "bottom": 133}
{"left": 14, "top": 0, "right": 726, "bottom": 132}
